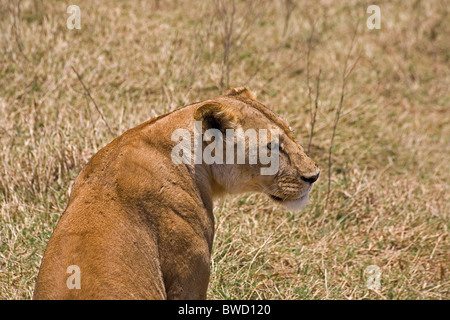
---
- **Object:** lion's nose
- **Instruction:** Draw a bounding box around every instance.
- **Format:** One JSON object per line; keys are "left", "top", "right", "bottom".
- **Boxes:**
{"left": 300, "top": 171, "right": 320, "bottom": 184}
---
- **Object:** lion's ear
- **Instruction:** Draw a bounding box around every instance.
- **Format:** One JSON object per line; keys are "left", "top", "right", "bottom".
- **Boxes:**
{"left": 226, "top": 87, "right": 256, "bottom": 100}
{"left": 194, "top": 102, "right": 238, "bottom": 133}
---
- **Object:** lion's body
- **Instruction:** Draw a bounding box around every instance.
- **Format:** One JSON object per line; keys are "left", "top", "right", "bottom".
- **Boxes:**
{"left": 33, "top": 88, "right": 319, "bottom": 299}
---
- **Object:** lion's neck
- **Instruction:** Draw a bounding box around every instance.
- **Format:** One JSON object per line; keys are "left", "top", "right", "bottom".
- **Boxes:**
{"left": 187, "top": 163, "right": 215, "bottom": 213}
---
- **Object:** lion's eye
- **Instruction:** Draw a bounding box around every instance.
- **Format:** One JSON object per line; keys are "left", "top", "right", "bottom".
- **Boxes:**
{"left": 267, "top": 142, "right": 280, "bottom": 150}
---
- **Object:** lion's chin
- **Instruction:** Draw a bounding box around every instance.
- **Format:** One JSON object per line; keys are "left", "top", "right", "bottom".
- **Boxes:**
{"left": 282, "top": 194, "right": 310, "bottom": 212}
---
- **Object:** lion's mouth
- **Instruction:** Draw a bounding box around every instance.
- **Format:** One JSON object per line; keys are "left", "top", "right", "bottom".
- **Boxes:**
{"left": 269, "top": 194, "right": 284, "bottom": 202}
{"left": 269, "top": 185, "right": 312, "bottom": 203}
{"left": 269, "top": 190, "right": 311, "bottom": 212}
{"left": 269, "top": 193, "right": 307, "bottom": 202}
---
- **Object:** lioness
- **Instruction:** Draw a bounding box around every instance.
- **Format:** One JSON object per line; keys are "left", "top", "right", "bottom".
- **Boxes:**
{"left": 33, "top": 88, "right": 319, "bottom": 299}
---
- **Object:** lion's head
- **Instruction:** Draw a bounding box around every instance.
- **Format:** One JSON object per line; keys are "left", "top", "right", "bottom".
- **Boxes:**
{"left": 192, "top": 87, "right": 320, "bottom": 211}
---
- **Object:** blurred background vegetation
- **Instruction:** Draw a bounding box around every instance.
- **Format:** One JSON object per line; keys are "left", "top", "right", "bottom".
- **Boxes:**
{"left": 0, "top": 0, "right": 448, "bottom": 299}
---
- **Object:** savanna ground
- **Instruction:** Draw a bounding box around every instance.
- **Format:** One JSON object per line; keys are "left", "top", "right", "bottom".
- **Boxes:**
{"left": 0, "top": 0, "right": 448, "bottom": 300}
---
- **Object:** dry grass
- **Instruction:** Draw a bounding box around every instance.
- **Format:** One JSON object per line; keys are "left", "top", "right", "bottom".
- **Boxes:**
{"left": 0, "top": 0, "right": 448, "bottom": 300}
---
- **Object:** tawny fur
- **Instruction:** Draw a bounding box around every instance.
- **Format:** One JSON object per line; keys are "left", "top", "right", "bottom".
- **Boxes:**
{"left": 33, "top": 88, "right": 319, "bottom": 300}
